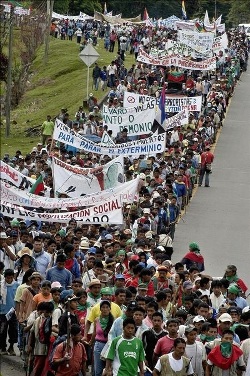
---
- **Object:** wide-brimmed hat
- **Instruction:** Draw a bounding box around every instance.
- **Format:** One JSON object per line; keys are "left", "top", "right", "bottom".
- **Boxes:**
{"left": 88, "top": 279, "right": 101, "bottom": 288}
{"left": 17, "top": 247, "right": 33, "bottom": 258}
{"left": 29, "top": 272, "right": 43, "bottom": 281}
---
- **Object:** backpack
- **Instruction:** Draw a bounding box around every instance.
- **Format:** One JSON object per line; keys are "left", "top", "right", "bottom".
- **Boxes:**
{"left": 39, "top": 316, "right": 52, "bottom": 344}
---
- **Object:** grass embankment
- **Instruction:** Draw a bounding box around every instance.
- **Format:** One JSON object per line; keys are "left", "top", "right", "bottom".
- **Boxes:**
{"left": 1, "top": 37, "right": 135, "bottom": 157}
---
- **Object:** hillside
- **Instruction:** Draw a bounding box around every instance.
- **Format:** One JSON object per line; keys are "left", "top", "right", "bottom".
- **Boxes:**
{"left": 1, "top": 37, "right": 134, "bottom": 156}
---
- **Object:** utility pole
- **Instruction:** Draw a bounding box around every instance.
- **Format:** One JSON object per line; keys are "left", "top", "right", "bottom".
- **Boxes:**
{"left": 44, "top": 0, "right": 54, "bottom": 64}
{"left": 5, "top": 5, "right": 14, "bottom": 138}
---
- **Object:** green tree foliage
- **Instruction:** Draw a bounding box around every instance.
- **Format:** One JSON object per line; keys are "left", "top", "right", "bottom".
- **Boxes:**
{"left": 54, "top": 0, "right": 70, "bottom": 14}
{"left": 68, "top": 0, "right": 102, "bottom": 15}
{"left": 227, "top": 0, "right": 250, "bottom": 25}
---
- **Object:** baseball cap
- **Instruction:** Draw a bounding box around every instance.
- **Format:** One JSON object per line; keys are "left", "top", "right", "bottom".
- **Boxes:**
{"left": 115, "top": 274, "right": 125, "bottom": 280}
{"left": 193, "top": 315, "right": 206, "bottom": 323}
{"left": 218, "top": 313, "right": 233, "bottom": 323}
{"left": 138, "top": 283, "right": 148, "bottom": 290}
{"left": 60, "top": 289, "right": 74, "bottom": 303}
{"left": 51, "top": 281, "right": 62, "bottom": 288}
{"left": 183, "top": 281, "right": 193, "bottom": 290}
{"left": 0, "top": 232, "right": 8, "bottom": 239}
{"left": 185, "top": 325, "right": 198, "bottom": 333}
{"left": 101, "top": 287, "right": 113, "bottom": 295}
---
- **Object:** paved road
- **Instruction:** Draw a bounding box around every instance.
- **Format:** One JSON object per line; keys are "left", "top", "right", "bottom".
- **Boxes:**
{"left": 173, "top": 71, "right": 250, "bottom": 290}
{"left": 0, "top": 357, "right": 24, "bottom": 376}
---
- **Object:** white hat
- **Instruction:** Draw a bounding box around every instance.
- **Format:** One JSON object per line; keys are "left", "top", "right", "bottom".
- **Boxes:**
{"left": 0, "top": 232, "right": 8, "bottom": 239}
{"left": 51, "top": 281, "right": 62, "bottom": 288}
{"left": 218, "top": 313, "right": 233, "bottom": 323}
{"left": 242, "top": 306, "right": 250, "bottom": 313}
{"left": 80, "top": 240, "right": 89, "bottom": 250}
{"left": 152, "top": 191, "right": 160, "bottom": 199}
{"left": 143, "top": 208, "right": 151, "bottom": 214}
{"left": 193, "top": 315, "right": 205, "bottom": 323}
{"left": 139, "top": 173, "right": 146, "bottom": 180}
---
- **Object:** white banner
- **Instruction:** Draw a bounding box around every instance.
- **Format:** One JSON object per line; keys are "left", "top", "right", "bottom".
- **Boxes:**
{"left": 137, "top": 50, "right": 216, "bottom": 71}
{"left": 123, "top": 92, "right": 157, "bottom": 108}
{"left": 177, "top": 30, "right": 214, "bottom": 54}
{"left": 165, "top": 96, "right": 202, "bottom": 113}
{"left": 53, "top": 119, "right": 166, "bottom": 156}
{"left": 0, "top": 178, "right": 139, "bottom": 209}
{"left": 52, "top": 156, "right": 124, "bottom": 197}
{"left": 164, "top": 110, "right": 189, "bottom": 130}
{"left": 0, "top": 161, "right": 35, "bottom": 190}
{"left": 102, "top": 104, "right": 156, "bottom": 136}
{"left": 0, "top": 161, "right": 49, "bottom": 193}
{"left": 0, "top": 202, "right": 123, "bottom": 224}
{"left": 175, "top": 20, "right": 195, "bottom": 31}
{"left": 212, "top": 33, "right": 228, "bottom": 53}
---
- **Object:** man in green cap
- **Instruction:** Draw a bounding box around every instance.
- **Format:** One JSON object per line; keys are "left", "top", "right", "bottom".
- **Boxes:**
{"left": 83, "top": 287, "right": 122, "bottom": 342}
{"left": 180, "top": 242, "right": 205, "bottom": 272}
{"left": 224, "top": 265, "right": 248, "bottom": 295}
{"left": 227, "top": 284, "right": 248, "bottom": 310}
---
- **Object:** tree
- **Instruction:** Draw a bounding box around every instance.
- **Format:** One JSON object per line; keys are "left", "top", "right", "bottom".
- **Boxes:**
{"left": 54, "top": 0, "right": 70, "bottom": 14}
{"left": 227, "top": 0, "right": 250, "bottom": 25}
{"left": 68, "top": 0, "right": 102, "bottom": 15}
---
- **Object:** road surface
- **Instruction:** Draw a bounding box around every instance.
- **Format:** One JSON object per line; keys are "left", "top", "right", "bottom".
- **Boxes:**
{"left": 173, "top": 70, "right": 250, "bottom": 290}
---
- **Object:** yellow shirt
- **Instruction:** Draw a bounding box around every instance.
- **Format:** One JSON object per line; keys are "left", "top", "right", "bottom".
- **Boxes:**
{"left": 87, "top": 302, "right": 122, "bottom": 323}
{"left": 14, "top": 283, "right": 28, "bottom": 303}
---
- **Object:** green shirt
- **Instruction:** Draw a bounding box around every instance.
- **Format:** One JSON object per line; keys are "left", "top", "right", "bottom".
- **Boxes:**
{"left": 107, "top": 335, "right": 145, "bottom": 376}
{"left": 41, "top": 120, "right": 54, "bottom": 135}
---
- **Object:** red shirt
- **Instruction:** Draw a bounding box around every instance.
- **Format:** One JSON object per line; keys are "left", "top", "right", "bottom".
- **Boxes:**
{"left": 200, "top": 151, "right": 214, "bottom": 166}
{"left": 154, "top": 335, "right": 176, "bottom": 356}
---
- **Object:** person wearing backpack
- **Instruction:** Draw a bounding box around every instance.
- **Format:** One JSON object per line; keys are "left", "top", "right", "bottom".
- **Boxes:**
{"left": 52, "top": 323, "right": 87, "bottom": 376}
{"left": 27, "top": 301, "right": 54, "bottom": 376}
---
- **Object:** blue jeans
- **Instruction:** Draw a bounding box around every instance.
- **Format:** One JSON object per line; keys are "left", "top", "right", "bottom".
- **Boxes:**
{"left": 199, "top": 166, "right": 210, "bottom": 186}
{"left": 93, "top": 341, "right": 106, "bottom": 376}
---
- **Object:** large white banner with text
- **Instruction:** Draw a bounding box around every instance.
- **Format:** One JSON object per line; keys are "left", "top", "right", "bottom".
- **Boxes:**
{"left": 102, "top": 104, "right": 156, "bottom": 136}
{"left": 52, "top": 156, "right": 124, "bottom": 197}
{"left": 53, "top": 120, "right": 166, "bottom": 156}
{"left": 0, "top": 178, "right": 139, "bottom": 209}
{"left": 177, "top": 30, "right": 214, "bottom": 54}
{"left": 0, "top": 202, "right": 123, "bottom": 224}
{"left": 137, "top": 49, "right": 216, "bottom": 71}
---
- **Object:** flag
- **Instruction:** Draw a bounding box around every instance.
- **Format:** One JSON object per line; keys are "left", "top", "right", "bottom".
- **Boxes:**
{"left": 195, "top": 20, "right": 205, "bottom": 32}
{"left": 29, "top": 174, "right": 44, "bottom": 195}
{"left": 215, "top": 15, "right": 222, "bottom": 26}
{"left": 143, "top": 7, "right": 149, "bottom": 21}
{"left": 151, "top": 85, "right": 166, "bottom": 134}
{"left": 204, "top": 10, "right": 210, "bottom": 28}
{"left": 104, "top": 2, "right": 107, "bottom": 14}
{"left": 182, "top": 0, "right": 187, "bottom": 20}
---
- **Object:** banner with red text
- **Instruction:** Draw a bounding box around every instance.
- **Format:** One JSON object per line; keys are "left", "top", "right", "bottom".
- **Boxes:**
{"left": 137, "top": 49, "right": 216, "bottom": 71}
{"left": 52, "top": 156, "right": 124, "bottom": 197}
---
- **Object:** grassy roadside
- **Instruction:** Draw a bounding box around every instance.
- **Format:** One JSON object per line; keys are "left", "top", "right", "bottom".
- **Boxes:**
{"left": 0, "top": 37, "right": 135, "bottom": 157}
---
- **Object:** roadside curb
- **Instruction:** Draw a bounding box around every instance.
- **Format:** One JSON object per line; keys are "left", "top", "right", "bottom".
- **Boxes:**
{"left": 0, "top": 354, "right": 24, "bottom": 370}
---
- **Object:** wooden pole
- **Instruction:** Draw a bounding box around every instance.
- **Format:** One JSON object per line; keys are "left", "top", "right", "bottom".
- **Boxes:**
{"left": 5, "top": 5, "right": 14, "bottom": 137}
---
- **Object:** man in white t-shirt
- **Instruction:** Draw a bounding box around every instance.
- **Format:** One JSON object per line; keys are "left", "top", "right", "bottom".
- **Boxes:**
{"left": 184, "top": 325, "right": 206, "bottom": 376}
{"left": 153, "top": 338, "right": 193, "bottom": 375}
